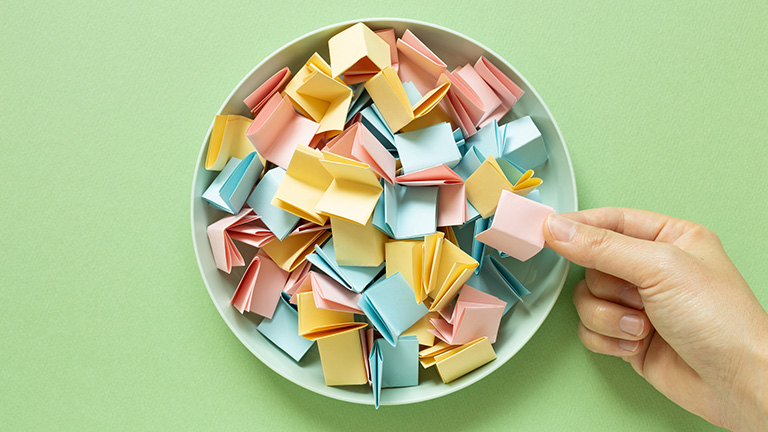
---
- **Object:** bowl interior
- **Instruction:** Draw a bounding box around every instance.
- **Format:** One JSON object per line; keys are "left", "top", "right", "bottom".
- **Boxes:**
{"left": 191, "top": 18, "right": 577, "bottom": 406}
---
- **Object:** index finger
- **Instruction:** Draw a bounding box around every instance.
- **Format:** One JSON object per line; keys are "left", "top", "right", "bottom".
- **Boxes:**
{"left": 558, "top": 207, "right": 679, "bottom": 242}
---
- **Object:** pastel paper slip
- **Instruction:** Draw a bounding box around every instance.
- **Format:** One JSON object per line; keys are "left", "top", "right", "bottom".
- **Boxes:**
{"left": 256, "top": 295, "right": 315, "bottom": 362}
{"left": 473, "top": 56, "right": 524, "bottom": 120}
{"left": 311, "top": 271, "right": 363, "bottom": 314}
{"left": 330, "top": 216, "right": 387, "bottom": 267}
{"left": 475, "top": 189, "right": 554, "bottom": 261}
{"left": 316, "top": 329, "right": 368, "bottom": 386}
{"left": 230, "top": 250, "right": 289, "bottom": 319}
{"left": 465, "top": 155, "right": 542, "bottom": 218}
{"left": 358, "top": 273, "right": 429, "bottom": 346}
{"left": 205, "top": 115, "right": 256, "bottom": 171}
{"left": 206, "top": 207, "right": 260, "bottom": 273}
{"left": 202, "top": 152, "right": 263, "bottom": 214}
{"left": 467, "top": 254, "right": 531, "bottom": 315}
{"left": 359, "top": 105, "right": 396, "bottom": 151}
{"left": 325, "top": 122, "right": 396, "bottom": 184}
{"left": 296, "top": 291, "right": 366, "bottom": 341}
{"left": 421, "top": 337, "right": 496, "bottom": 383}
{"left": 401, "top": 312, "right": 439, "bottom": 347}
{"left": 315, "top": 152, "right": 383, "bottom": 226}
{"left": 225, "top": 216, "right": 278, "bottom": 248}
{"left": 283, "top": 260, "right": 312, "bottom": 297}
{"left": 421, "top": 232, "right": 479, "bottom": 312}
{"left": 272, "top": 145, "right": 333, "bottom": 225}
{"left": 364, "top": 66, "right": 450, "bottom": 132}
{"left": 465, "top": 120, "right": 504, "bottom": 159}
{"left": 502, "top": 116, "right": 548, "bottom": 170}
{"left": 243, "top": 67, "right": 292, "bottom": 116}
{"left": 345, "top": 85, "right": 371, "bottom": 122}
{"left": 260, "top": 229, "right": 331, "bottom": 272}
{"left": 454, "top": 64, "right": 502, "bottom": 127}
{"left": 429, "top": 285, "right": 506, "bottom": 345}
{"left": 329, "top": 23, "right": 391, "bottom": 79}
{"left": 246, "top": 93, "right": 320, "bottom": 168}
{"left": 373, "top": 182, "right": 438, "bottom": 240}
{"left": 369, "top": 336, "right": 419, "bottom": 408}
{"left": 399, "top": 81, "right": 454, "bottom": 133}
{"left": 396, "top": 30, "right": 446, "bottom": 96}
{"left": 395, "top": 164, "right": 467, "bottom": 227}
{"left": 385, "top": 239, "right": 423, "bottom": 299}
{"left": 394, "top": 122, "right": 461, "bottom": 174}
{"left": 305, "top": 238, "right": 384, "bottom": 293}
{"left": 245, "top": 167, "right": 300, "bottom": 240}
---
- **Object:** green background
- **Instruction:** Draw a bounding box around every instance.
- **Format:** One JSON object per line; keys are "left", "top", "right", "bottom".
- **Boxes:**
{"left": 2, "top": 1, "right": 766, "bottom": 430}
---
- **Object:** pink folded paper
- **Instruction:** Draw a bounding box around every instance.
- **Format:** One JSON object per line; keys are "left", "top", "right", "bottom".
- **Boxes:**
{"left": 396, "top": 30, "right": 446, "bottom": 96}
{"left": 429, "top": 285, "right": 506, "bottom": 345}
{"left": 243, "top": 67, "right": 292, "bottom": 116}
{"left": 325, "top": 122, "right": 397, "bottom": 184}
{"left": 288, "top": 271, "right": 362, "bottom": 314}
{"left": 475, "top": 189, "right": 555, "bottom": 262}
{"left": 246, "top": 93, "right": 320, "bottom": 168}
{"left": 342, "top": 29, "right": 399, "bottom": 85}
{"left": 283, "top": 260, "right": 312, "bottom": 296}
{"left": 230, "top": 250, "right": 289, "bottom": 318}
{"left": 395, "top": 164, "right": 467, "bottom": 227}
{"left": 207, "top": 207, "right": 262, "bottom": 273}
{"left": 473, "top": 56, "right": 524, "bottom": 120}
{"left": 441, "top": 70, "right": 485, "bottom": 129}
{"left": 454, "top": 64, "right": 502, "bottom": 128}
{"left": 438, "top": 74, "right": 476, "bottom": 138}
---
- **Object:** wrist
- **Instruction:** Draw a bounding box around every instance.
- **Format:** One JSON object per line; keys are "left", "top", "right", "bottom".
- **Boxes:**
{"left": 730, "top": 325, "right": 768, "bottom": 431}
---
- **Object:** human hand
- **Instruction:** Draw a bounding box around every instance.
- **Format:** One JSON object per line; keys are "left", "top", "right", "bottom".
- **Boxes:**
{"left": 542, "top": 208, "right": 768, "bottom": 431}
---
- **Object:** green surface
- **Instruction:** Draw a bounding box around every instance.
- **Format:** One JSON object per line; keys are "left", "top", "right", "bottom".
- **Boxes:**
{"left": 2, "top": 1, "right": 766, "bottom": 430}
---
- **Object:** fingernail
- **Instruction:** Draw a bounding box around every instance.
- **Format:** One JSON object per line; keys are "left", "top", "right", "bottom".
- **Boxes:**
{"left": 618, "top": 339, "right": 639, "bottom": 352}
{"left": 619, "top": 288, "right": 644, "bottom": 310}
{"left": 620, "top": 315, "right": 644, "bottom": 336}
{"left": 547, "top": 214, "right": 576, "bottom": 242}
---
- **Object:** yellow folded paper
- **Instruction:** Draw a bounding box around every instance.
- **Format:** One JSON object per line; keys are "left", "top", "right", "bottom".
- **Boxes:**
{"left": 419, "top": 337, "right": 496, "bottom": 383}
{"left": 421, "top": 232, "right": 444, "bottom": 302}
{"left": 422, "top": 232, "right": 478, "bottom": 312}
{"left": 402, "top": 312, "right": 439, "bottom": 347}
{"left": 260, "top": 230, "right": 331, "bottom": 272}
{"left": 315, "top": 152, "right": 383, "bottom": 226}
{"left": 316, "top": 329, "right": 368, "bottom": 386}
{"left": 283, "top": 53, "right": 352, "bottom": 136}
{"left": 328, "top": 22, "right": 391, "bottom": 79}
{"left": 464, "top": 155, "right": 514, "bottom": 218}
{"left": 364, "top": 66, "right": 450, "bottom": 132}
{"left": 205, "top": 115, "right": 256, "bottom": 171}
{"left": 297, "top": 292, "right": 367, "bottom": 341}
{"left": 331, "top": 216, "right": 387, "bottom": 267}
{"left": 272, "top": 146, "right": 333, "bottom": 225}
{"left": 385, "top": 240, "right": 424, "bottom": 302}
{"left": 419, "top": 340, "right": 454, "bottom": 368}
{"left": 512, "top": 169, "right": 543, "bottom": 197}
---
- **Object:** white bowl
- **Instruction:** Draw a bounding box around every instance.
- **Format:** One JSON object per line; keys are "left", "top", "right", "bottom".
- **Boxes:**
{"left": 190, "top": 18, "right": 577, "bottom": 406}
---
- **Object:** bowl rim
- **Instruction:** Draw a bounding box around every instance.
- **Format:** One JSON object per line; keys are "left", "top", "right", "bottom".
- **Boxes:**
{"left": 190, "top": 17, "right": 577, "bottom": 406}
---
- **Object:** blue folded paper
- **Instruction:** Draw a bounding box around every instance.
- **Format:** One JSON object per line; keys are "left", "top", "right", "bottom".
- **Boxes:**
{"left": 369, "top": 335, "right": 419, "bottom": 408}
{"left": 471, "top": 217, "right": 491, "bottom": 273}
{"left": 465, "top": 119, "right": 505, "bottom": 159}
{"left": 346, "top": 84, "right": 372, "bottom": 123}
{"left": 453, "top": 127, "right": 467, "bottom": 156}
{"left": 305, "top": 238, "right": 384, "bottom": 293}
{"left": 358, "top": 273, "right": 428, "bottom": 346}
{"left": 467, "top": 254, "right": 530, "bottom": 315}
{"left": 202, "top": 152, "right": 263, "bottom": 214}
{"left": 360, "top": 105, "right": 396, "bottom": 152}
{"left": 394, "top": 122, "right": 461, "bottom": 174}
{"left": 245, "top": 167, "right": 300, "bottom": 240}
{"left": 503, "top": 116, "right": 548, "bottom": 170}
{"left": 256, "top": 295, "right": 315, "bottom": 362}
{"left": 372, "top": 181, "right": 438, "bottom": 239}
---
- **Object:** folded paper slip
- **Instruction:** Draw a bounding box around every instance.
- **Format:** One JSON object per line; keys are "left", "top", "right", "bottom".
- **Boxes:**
{"left": 359, "top": 105, "right": 395, "bottom": 151}
{"left": 330, "top": 216, "right": 387, "bottom": 267}
{"left": 205, "top": 115, "right": 257, "bottom": 171}
{"left": 282, "top": 53, "right": 352, "bottom": 136}
{"left": 317, "top": 329, "right": 368, "bottom": 386}
{"left": 202, "top": 152, "right": 264, "bottom": 214}
{"left": 369, "top": 336, "right": 419, "bottom": 408}
{"left": 305, "top": 237, "right": 384, "bottom": 293}
{"left": 310, "top": 271, "right": 363, "bottom": 314}
{"left": 473, "top": 56, "right": 524, "bottom": 122}
{"left": 260, "top": 228, "right": 331, "bottom": 272}
{"left": 372, "top": 181, "right": 438, "bottom": 240}
{"left": 230, "top": 250, "right": 289, "bottom": 319}
{"left": 420, "top": 337, "right": 496, "bottom": 384}
{"left": 207, "top": 207, "right": 261, "bottom": 273}
{"left": 396, "top": 164, "right": 467, "bottom": 227}
{"left": 465, "top": 120, "right": 505, "bottom": 160}
{"left": 465, "top": 155, "right": 542, "bottom": 218}
{"left": 475, "top": 189, "right": 554, "bottom": 262}
{"left": 243, "top": 67, "right": 292, "bottom": 116}
{"left": 272, "top": 145, "right": 334, "bottom": 225}
{"left": 297, "top": 291, "right": 366, "bottom": 340}
{"left": 467, "top": 254, "right": 530, "bottom": 315}
{"left": 399, "top": 81, "right": 454, "bottom": 133}
{"left": 421, "top": 232, "right": 479, "bottom": 311}
{"left": 429, "top": 285, "right": 506, "bottom": 345}
{"left": 315, "top": 152, "right": 383, "bottom": 226}
{"left": 365, "top": 66, "right": 450, "bottom": 132}
{"left": 502, "top": 116, "right": 548, "bottom": 170}
{"left": 401, "top": 312, "right": 439, "bottom": 347}
{"left": 358, "top": 273, "right": 429, "bottom": 346}
{"left": 246, "top": 93, "right": 319, "bottom": 169}
{"left": 328, "top": 23, "right": 391, "bottom": 79}
{"left": 325, "top": 122, "right": 396, "bottom": 184}
{"left": 393, "top": 122, "right": 461, "bottom": 174}
{"left": 245, "top": 167, "right": 300, "bottom": 240}
{"left": 256, "top": 295, "right": 314, "bottom": 362}
{"left": 396, "top": 29, "right": 447, "bottom": 96}
{"left": 385, "top": 240, "right": 423, "bottom": 300}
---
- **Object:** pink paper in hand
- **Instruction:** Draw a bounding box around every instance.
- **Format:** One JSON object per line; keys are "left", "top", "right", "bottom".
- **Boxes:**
{"left": 429, "top": 285, "right": 506, "bottom": 345}
{"left": 396, "top": 165, "right": 467, "bottom": 226}
{"left": 207, "top": 207, "right": 261, "bottom": 273}
{"left": 230, "top": 250, "right": 290, "bottom": 318}
{"left": 475, "top": 189, "right": 555, "bottom": 262}
{"left": 243, "top": 67, "right": 292, "bottom": 116}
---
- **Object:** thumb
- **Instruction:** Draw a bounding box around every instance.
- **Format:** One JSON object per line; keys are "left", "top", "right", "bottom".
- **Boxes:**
{"left": 543, "top": 213, "right": 678, "bottom": 288}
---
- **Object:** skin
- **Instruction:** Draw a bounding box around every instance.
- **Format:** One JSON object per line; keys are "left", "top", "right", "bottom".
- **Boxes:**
{"left": 542, "top": 208, "right": 768, "bottom": 431}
